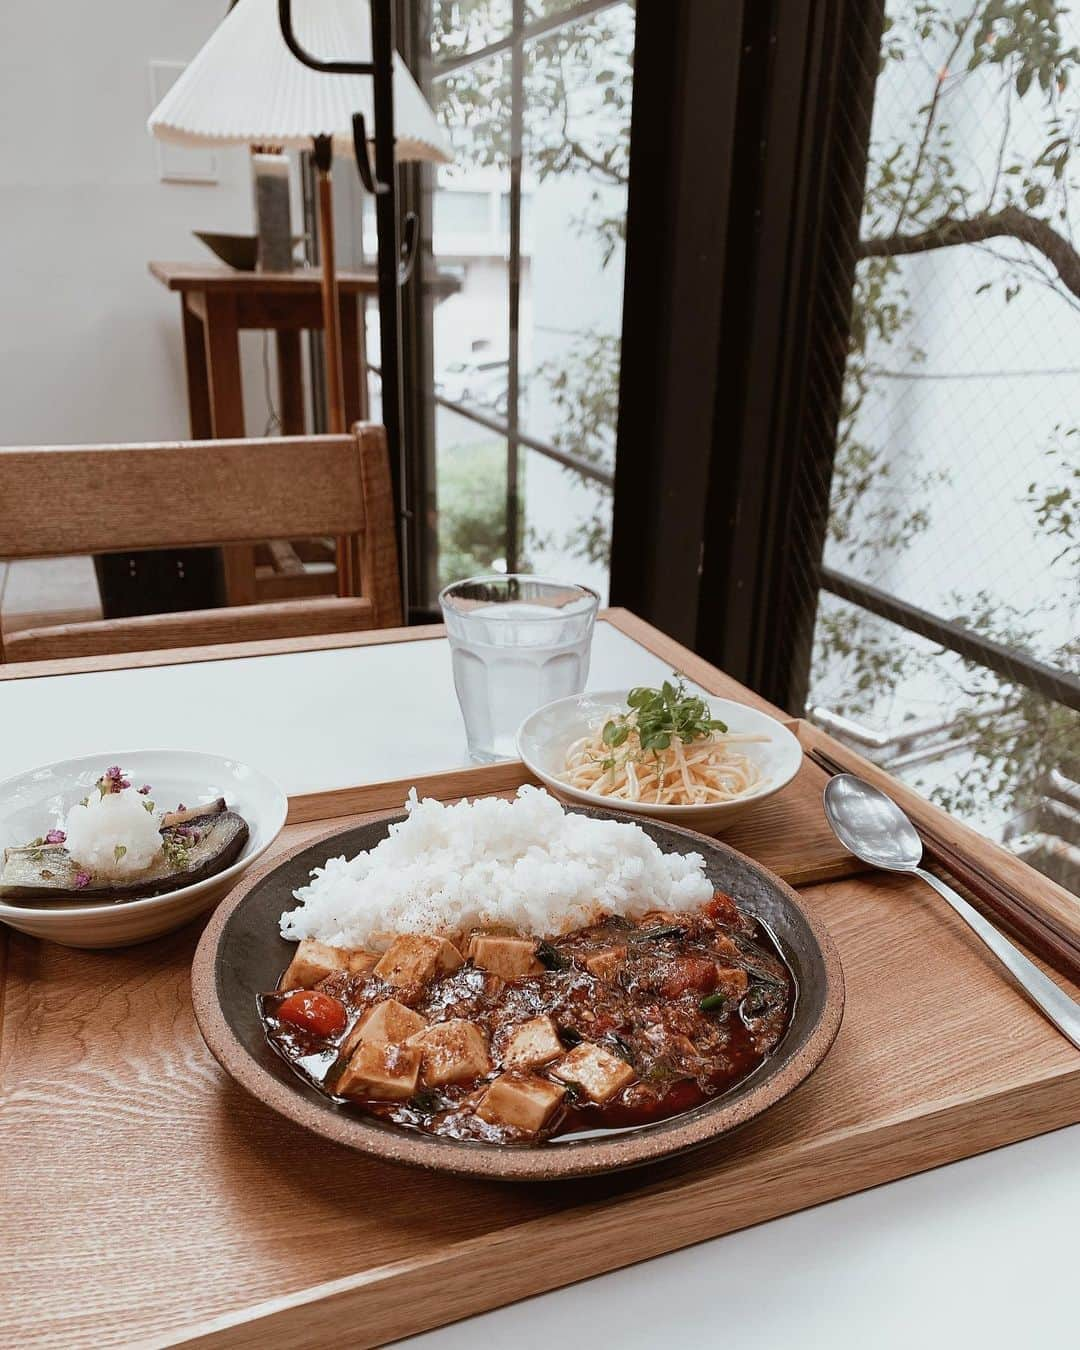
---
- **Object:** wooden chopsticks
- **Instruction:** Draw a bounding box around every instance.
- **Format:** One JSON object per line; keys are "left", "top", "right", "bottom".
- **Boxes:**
{"left": 807, "top": 745, "right": 1080, "bottom": 986}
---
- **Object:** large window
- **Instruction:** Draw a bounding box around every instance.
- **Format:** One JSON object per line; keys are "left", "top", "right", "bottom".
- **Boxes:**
{"left": 803, "top": 1, "right": 1080, "bottom": 890}
{"left": 412, "top": 0, "right": 635, "bottom": 603}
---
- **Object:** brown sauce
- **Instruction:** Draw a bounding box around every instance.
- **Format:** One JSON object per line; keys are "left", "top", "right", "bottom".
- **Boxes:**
{"left": 260, "top": 892, "right": 794, "bottom": 1146}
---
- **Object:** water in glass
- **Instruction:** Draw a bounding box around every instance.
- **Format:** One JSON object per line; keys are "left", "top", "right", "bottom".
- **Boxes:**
{"left": 440, "top": 576, "right": 599, "bottom": 762}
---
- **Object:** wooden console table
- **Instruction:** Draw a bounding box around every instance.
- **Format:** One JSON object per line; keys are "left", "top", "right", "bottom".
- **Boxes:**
{"left": 151, "top": 262, "right": 377, "bottom": 604}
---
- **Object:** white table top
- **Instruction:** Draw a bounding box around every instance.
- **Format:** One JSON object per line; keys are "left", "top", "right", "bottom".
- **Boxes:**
{"left": 3, "top": 620, "right": 1076, "bottom": 1348}
{"left": 0, "top": 620, "right": 685, "bottom": 791}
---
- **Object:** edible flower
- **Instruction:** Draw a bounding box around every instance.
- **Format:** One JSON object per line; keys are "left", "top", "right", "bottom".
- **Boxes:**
{"left": 45, "top": 828, "right": 66, "bottom": 844}
{"left": 73, "top": 870, "right": 91, "bottom": 889}
{"left": 98, "top": 765, "right": 131, "bottom": 795}
{"left": 137, "top": 784, "right": 151, "bottom": 795}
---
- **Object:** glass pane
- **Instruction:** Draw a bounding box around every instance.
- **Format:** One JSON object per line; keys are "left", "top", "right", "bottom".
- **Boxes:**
{"left": 419, "top": 3, "right": 633, "bottom": 603}
{"left": 516, "top": 4, "right": 635, "bottom": 602}
{"left": 805, "top": 2, "right": 1080, "bottom": 889}
{"left": 430, "top": 0, "right": 512, "bottom": 63}
{"left": 521, "top": 446, "right": 611, "bottom": 596}
{"left": 810, "top": 596, "right": 1079, "bottom": 890}
{"left": 425, "top": 46, "right": 511, "bottom": 591}
{"left": 524, "top": 0, "right": 589, "bottom": 18}
{"left": 435, "top": 411, "right": 510, "bottom": 587}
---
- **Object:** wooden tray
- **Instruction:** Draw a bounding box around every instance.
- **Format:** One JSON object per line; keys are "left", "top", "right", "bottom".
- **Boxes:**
{"left": 282, "top": 729, "right": 861, "bottom": 887}
{"left": 3, "top": 760, "right": 1079, "bottom": 1349}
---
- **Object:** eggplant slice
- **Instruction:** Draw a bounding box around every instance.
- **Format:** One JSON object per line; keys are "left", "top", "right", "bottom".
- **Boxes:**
{"left": 0, "top": 805, "right": 249, "bottom": 906}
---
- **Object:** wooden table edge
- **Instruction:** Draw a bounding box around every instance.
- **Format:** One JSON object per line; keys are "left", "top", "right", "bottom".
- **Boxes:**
{"left": 0, "top": 610, "right": 782, "bottom": 715}
{"left": 4, "top": 616, "right": 1079, "bottom": 1349}
{"left": 153, "top": 1067, "right": 1080, "bottom": 1350}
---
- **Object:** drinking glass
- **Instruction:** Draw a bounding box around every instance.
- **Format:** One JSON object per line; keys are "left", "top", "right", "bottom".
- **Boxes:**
{"left": 440, "top": 575, "right": 600, "bottom": 763}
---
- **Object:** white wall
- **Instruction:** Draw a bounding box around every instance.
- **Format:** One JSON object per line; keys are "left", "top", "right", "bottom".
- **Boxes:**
{"left": 0, "top": 0, "right": 278, "bottom": 447}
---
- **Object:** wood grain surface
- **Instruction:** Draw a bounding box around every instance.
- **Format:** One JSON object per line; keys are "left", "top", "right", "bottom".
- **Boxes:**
{"left": 2, "top": 613, "right": 1078, "bottom": 1348}
{"left": 284, "top": 740, "right": 858, "bottom": 888}
{"left": 796, "top": 721, "right": 1080, "bottom": 958}
{"left": 0, "top": 436, "right": 367, "bottom": 559}
{"left": 149, "top": 261, "right": 381, "bottom": 295}
{"left": 2, "top": 597, "right": 376, "bottom": 662}
{"left": 0, "top": 426, "right": 402, "bottom": 658}
{"left": 2, "top": 826, "right": 1077, "bottom": 1349}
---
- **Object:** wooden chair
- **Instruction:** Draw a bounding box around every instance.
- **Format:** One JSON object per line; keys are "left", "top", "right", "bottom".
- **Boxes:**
{"left": 0, "top": 423, "right": 402, "bottom": 662}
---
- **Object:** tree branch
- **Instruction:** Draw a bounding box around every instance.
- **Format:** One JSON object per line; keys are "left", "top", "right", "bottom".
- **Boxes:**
{"left": 858, "top": 205, "right": 1080, "bottom": 302}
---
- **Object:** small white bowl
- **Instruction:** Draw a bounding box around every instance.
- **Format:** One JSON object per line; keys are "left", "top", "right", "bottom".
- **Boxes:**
{"left": 517, "top": 690, "right": 802, "bottom": 834}
{"left": 0, "top": 750, "right": 287, "bottom": 948}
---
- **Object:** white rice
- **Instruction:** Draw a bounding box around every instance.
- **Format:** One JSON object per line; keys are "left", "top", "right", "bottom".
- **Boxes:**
{"left": 280, "top": 785, "right": 714, "bottom": 950}
{"left": 63, "top": 786, "right": 162, "bottom": 878}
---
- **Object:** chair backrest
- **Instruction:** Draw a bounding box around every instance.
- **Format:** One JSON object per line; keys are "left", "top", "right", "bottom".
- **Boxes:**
{"left": 0, "top": 423, "right": 402, "bottom": 659}
{"left": 0, "top": 433, "right": 369, "bottom": 557}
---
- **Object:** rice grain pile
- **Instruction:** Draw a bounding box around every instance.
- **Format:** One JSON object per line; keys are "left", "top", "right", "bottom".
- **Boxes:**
{"left": 280, "top": 785, "right": 713, "bottom": 950}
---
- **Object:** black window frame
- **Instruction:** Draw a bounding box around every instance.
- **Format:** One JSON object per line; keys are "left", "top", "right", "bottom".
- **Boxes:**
{"left": 397, "top": 0, "right": 1080, "bottom": 723}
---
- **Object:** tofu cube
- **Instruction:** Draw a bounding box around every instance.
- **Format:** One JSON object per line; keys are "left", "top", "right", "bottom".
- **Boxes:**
{"left": 407, "top": 1019, "right": 491, "bottom": 1087}
{"left": 476, "top": 1074, "right": 566, "bottom": 1134}
{"left": 467, "top": 934, "right": 543, "bottom": 980}
{"left": 281, "top": 938, "right": 374, "bottom": 990}
{"left": 340, "top": 998, "right": 426, "bottom": 1060}
{"left": 336, "top": 1041, "right": 422, "bottom": 1101}
{"left": 502, "top": 1016, "right": 565, "bottom": 1071}
{"left": 347, "top": 950, "right": 379, "bottom": 976}
{"left": 551, "top": 1042, "right": 636, "bottom": 1104}
{"left": 374, "top": 935, "right": 463, "bottom": 988}
{"left": 715, "top": 966, "right": 749, "bottom": 999}
{"left": 584, "top": 946, "right": 626, "bottom": 981}
{"left": 711, "top": 935, "right": 741, "bottom": 962}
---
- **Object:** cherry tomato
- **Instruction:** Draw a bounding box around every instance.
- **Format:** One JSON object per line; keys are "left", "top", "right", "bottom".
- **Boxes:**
{"left": 705, "top": 891, "right": 740, "bottom": 927}
{"left": 660, "top": 956, "right": 719, "bottom": 999}
{"left": 277, "top": 989, "right": 347, "bottom": 1037}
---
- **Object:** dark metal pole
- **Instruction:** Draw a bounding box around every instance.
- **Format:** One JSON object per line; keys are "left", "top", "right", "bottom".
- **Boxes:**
{"left": 369, "top": 0, "right": 409, "bottom": 608}
{"left": 505, "top": 0, "right": 524, "bottom": 575}
{"left": 278, "top": 0, "right": 408, "bottom": 613}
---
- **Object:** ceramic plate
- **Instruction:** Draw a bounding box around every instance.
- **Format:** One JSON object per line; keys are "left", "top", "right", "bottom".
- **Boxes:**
{"left": 517, "top": 691, "right": 803, "bottom": 832}
{"left": 192, "top": 803, "right": 843, "bottom": 1181}
{"left": 0, "top": 750, "right": 288, "bottom": 948}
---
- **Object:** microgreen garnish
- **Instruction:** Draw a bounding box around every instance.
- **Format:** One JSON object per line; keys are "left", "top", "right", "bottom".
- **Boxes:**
{"left": 639, "top": 923, "right": 686, "bottom": 942}
{"left": 740, "top": 986, "right": 772, "bottom": 1020}
{"left": 410, "top": 1089, "right": 443, "bottom": 1115}
{"left": 536, "top": 940, "right": 569, "bottom": 971}
{"left": 602, "top": 679, "right": 727, "bottom": 756}
{"left": 606, "top": 1033, "right": 635, "bottom": 1063}
{"left": 113, "top": 844, "right": 128, "bottom": 863}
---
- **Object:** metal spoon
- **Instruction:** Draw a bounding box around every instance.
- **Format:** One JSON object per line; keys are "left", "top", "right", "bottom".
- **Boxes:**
{"left": 823, "top": 773, "right": 1080, "bottom": 1050}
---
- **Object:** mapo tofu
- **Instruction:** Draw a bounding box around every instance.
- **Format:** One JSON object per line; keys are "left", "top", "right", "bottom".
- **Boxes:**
{"left": 260, "top": 891, "right": 793, "bottom": 1145}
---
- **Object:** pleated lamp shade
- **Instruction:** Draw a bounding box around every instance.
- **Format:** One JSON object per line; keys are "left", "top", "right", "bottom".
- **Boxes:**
{"left": 148, "top": 0, "right": 452, "bottom": 164}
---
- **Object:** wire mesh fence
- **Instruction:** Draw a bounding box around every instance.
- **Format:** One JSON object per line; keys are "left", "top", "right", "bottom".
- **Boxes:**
{"left": 801, "top": 0, "right": 1080, "bottom": 890}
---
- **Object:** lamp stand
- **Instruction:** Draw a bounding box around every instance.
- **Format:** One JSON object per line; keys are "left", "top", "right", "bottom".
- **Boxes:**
{"left": 312, "top": 136, "right": 345, "bottom": 437}
{"left": 312, "top": 135, "right": 353, "bottom": 595}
